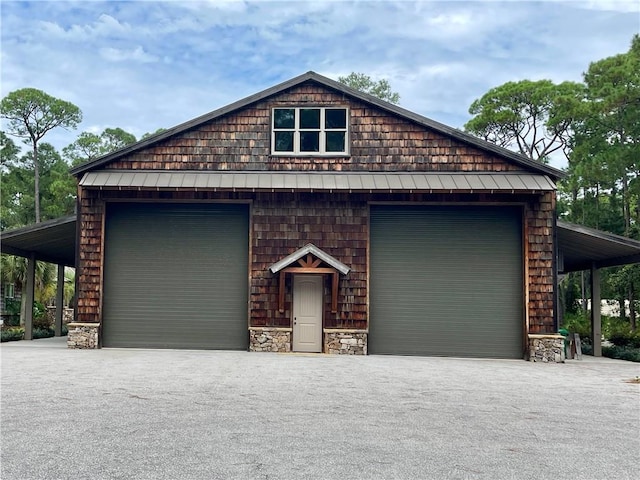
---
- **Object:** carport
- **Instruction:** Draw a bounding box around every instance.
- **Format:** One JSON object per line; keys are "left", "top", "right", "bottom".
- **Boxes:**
{"left": 0, "top": 215, "right": 76, "bottom": 339}
{"left": 557, "top": 220, "right": 640, "bottom": 356}
{"left": 3, "top": 215, "right": 640, "bottom": 353}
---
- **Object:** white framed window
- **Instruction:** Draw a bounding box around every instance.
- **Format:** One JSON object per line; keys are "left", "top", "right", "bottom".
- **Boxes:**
{"left": 4, "top": 283, "right": 15, "bottom": 299}
{"left": 272, "top": 107, "right": 349, "bottom": 155}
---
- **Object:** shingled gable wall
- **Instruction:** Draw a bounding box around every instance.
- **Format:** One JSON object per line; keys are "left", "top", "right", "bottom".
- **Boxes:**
{"left": 75, "top": 81, "right": 556, "bottom": 345}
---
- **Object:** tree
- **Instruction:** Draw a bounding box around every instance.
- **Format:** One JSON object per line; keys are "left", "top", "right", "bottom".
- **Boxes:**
{"left": 566, "top": 35, "right": 640, "bottom": 329}
{"left": 0, "top": 131, "right": 20, "bottom": 172}
{"left": 63, "top": 127, "right": 136, "bottom": 167}
{"left": 1, "top": 254, "right": 56, "bottom": 324}
{"left": 140, "top": 128, "right": 167, "bottom": 140}
{"left": 570, "top": 34, "right": 640, "bottom": 236}
{"left": 1, "top": 88, "right": 81, "bottom": 222}
{"left": 1, "top": 143, "right": 76, "bottom": 230}
{"left": 464, "top": 80, "right": 584, "bottom": 163}
{"left": 338, "top": 72, "right": 400, "bottom": 104}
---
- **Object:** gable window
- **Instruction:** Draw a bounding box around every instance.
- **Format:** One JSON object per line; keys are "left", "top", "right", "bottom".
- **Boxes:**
{"left": 272, "top": 107, "right": 348, "bottom": 155}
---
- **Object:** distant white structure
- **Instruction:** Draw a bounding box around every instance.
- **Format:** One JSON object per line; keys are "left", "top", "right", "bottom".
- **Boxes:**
{"left": 578, "top": 299, "right": 632, "bottom": 317}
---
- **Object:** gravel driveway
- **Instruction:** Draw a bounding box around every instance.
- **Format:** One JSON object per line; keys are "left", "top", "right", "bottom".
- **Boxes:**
{"left": 1, "top": 337, "right": 639, "bottom": 480}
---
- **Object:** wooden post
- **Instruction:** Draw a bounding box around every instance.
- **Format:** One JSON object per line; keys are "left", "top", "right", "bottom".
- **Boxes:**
{"left": 591, "top": 263, "right": 602, "bottom": 357}
{"left": 24, "top": 254, "right": 36, "bottom": 341}
{"left": 55, "top": 264, "right": 65, "bottom": 336}
{"left": 278, "top": 270, "right": 286, "bottom": 313}
{"left": 331, "top": 271, "right": 339, "bottom": 313}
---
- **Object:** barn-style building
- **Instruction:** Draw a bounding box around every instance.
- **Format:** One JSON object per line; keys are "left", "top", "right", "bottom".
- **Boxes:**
{"left": 61, "top": 71, "right": 567, "bottom": 358}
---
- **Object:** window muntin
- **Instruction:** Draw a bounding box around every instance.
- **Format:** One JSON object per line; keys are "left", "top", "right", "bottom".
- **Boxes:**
{"left": 272, "top": 107, "right": 348, "bottom": 155}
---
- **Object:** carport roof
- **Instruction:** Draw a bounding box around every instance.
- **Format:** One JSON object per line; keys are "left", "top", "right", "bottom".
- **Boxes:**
{"left": 0, "top": 215, "right": 76, "bottom": 266}
{"left": 558, "top": 220, "right": 640, "bottom": 272}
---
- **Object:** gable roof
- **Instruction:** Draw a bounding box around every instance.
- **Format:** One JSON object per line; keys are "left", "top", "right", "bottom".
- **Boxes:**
{"left": 70, "top": 71, "right": 566, "bottom": 180}
{"left": 269, "top": 243, "right": 350, "bottom": 275}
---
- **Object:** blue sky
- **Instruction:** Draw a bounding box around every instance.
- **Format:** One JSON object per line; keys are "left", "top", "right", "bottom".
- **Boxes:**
{"left": 1, "top": 0, "right": 639, "bottom": 169}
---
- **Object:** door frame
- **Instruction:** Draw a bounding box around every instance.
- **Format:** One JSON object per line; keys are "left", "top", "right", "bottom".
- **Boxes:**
{"left": 292, "top": 274, "right": 324, "bottom": 352}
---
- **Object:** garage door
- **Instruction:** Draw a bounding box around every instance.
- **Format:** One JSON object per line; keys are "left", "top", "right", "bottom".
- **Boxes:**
{"left": 370, "top": 205, "right": 523, "bottom": 358}
{"left": 103, "top": 203, "right": 249, "bottom": 349}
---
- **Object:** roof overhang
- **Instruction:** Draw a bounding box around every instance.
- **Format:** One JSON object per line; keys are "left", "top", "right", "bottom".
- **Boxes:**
{"left": 0, "top": 215, "right": 76, "bottom": 266}
{"left": 558, "top": 220, "right": 640, "bottom": 272}
{"left": 79, "top": 171, "right": 556, "bottom": 194}
{"left": 269, "top": 243, "right": 350, "bottom": 275}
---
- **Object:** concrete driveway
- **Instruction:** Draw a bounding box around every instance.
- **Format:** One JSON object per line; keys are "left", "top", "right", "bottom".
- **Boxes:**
{"left": 1, "top": 337, "right": 639, "bottom": 480}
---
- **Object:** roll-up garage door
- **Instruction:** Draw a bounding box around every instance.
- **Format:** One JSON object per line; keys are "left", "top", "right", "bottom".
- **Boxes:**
{"left": 370, "top": 205, "right": 523, "bottom": 358}
{"left": 103, "top": 203, "right": 249, "bottom": 349}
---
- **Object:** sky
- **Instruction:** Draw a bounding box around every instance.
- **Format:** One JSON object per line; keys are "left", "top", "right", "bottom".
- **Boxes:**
{"left": 1, "top": 0, "right": 639, "bottom": 170}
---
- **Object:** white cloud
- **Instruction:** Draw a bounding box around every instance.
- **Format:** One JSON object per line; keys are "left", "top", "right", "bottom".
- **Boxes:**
{"left": 100, "top": 46, "right": 159, "bottom": 63}
{"left": 38, "top": 14, "right": 131, "bottom": 41}
{"left": 1, "top": 0, "right": 638, "bottom": 173}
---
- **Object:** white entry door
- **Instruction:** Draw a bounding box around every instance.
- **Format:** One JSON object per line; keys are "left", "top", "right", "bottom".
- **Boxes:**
{"left": 292, "top": 275, "right": 323, "bottom": 352}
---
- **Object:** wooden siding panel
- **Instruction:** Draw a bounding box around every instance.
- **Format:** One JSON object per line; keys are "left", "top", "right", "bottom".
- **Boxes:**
{"left": 526, "top": 192, "right": 555, "bottom": 333}
{"left": 250, "top": 192, "right": 368, "bottom": 330}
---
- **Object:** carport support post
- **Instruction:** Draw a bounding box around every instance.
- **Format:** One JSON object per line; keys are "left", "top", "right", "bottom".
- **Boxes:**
{"left": 55, "top": 264, "right": 64, "bottom": 336}
{"left": 24, "top": 253, "right": 36, "bottom": 341}
{"left": 590, "top": 263, "right": 602, "bottom": 357}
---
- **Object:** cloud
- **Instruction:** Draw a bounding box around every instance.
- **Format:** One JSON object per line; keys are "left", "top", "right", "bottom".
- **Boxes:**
{"left": 1, "top": 0, "right": 638, "bottom": 173}
{"left": 100, "top": 46, "right": 159, "bottom": 63}
{"left": 39, "top": 13, "right": 131, "bottom": 41}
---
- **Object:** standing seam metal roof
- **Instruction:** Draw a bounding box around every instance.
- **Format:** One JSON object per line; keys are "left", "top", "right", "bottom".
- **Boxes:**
{"left": 79, "top": 171, "right": 556, "bottom": 192}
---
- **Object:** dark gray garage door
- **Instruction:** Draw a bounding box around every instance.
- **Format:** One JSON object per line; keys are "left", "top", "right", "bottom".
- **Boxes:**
{"left": 103, "top": 203, "right": 249, "bottom": 349}
{"left": 370, "top": 205, "right": 523, "bottom": 358}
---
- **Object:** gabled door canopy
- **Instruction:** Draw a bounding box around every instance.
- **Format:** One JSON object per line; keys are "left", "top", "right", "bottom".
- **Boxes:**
{"left": 269, "top": 243, "right": 350, "bottom": 314}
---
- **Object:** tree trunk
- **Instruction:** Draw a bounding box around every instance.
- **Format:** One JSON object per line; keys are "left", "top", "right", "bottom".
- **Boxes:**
{"left": 33, "top": 141, "right": 41, "bottom": 223}
{"left": 618, "top": 295, "right": 627, "bottom": 321}
{"left": 622, "top": 174, "right": 630, "bottom": 236}
{"left": 20, "top": 290, "right": 27, "bottom": 326}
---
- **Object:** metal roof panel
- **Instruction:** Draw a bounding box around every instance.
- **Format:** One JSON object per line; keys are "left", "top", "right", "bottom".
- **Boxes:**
{"left": 79, "top": 171, "right": 556, "bottom": 193}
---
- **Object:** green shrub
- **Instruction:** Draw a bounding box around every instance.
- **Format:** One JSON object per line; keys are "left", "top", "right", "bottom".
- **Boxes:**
{"left": 562, "top": 312, "right": 592, "bottom": 345}
{"left": 4, "top": 298, "right": 20, "bottom": 315}
{"left": 32, "top": 327, "right": 55, "bottom": 339}
{"left": 1, "top": 328, "right": 24, "bottom": 342}
{"left": 601, "top": 316, "right": 640, "bottom": 347}
{"left": 602, "top": 345, "right": 640, "bottom": 362}
{"left": 0, "top": 325, "right": 67, "bottom": 342}
{"left": 579, "top": 342, "right": 639, "bottom": 362}
{"left": 2, "top": 314, "right": 20, "bottom": 327}
{"left": 33, "top": 315, "right": 52, "bottom": 330}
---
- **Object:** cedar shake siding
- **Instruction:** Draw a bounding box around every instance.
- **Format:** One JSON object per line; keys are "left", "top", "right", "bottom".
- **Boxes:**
{"left": 108, "top": 84, "right": 521, "bottom": 174}
{"left": 251, "top": 192, "right": 368, "bottom": 330}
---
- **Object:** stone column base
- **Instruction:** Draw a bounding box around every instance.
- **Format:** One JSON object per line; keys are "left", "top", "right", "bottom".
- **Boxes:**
{"left": 67, "top": 323, "right": 100, "bottom": 349}
{"left": 324, "top": 329, "right": 367, "bottom": 355}
{"left": 528, "top": 334, "right": 565, "bottom": 363}
{"left": 249, "top": 327, "right": 291, "bottom": 352}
